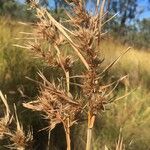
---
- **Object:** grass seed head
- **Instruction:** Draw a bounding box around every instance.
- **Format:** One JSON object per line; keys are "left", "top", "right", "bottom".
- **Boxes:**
{"left": 23, "top": 73, "right": 82, "bottom": 130}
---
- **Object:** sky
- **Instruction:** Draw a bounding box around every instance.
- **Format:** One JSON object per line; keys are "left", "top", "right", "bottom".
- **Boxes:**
{"left": 19, "top": 0, "right": 150, "bottom": 20}
{"left": 137, "top": 0, "right": 150, "bottom": 19}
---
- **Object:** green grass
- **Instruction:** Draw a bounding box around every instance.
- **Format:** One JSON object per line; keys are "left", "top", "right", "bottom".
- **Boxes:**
{"left": 0, "top": 17, "right": 43, "bottom": 98}
{"left": 95, "top": 88, "right": 150, "bottom": 149}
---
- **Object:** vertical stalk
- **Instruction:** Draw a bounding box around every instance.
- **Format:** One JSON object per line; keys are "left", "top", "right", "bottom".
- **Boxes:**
{"left": 54, "top": 45, "right": 71, "bottom": 150}
{"left": 47, "top": 130, "right": 51, "bottom": 150}
{"left": 62, "top": 70, "right": 71, "bottom": 150}
{"left": 86, "top": 112, "right": 95, "bottom": 150}
{"left": 86, "top": 128, "right": 92, "bottom": 150}
{"left": 65, "top": 71, "right": 70, "bottom": 94}
{"left": 63, "top": 118, "right": 71, "bottom": 150}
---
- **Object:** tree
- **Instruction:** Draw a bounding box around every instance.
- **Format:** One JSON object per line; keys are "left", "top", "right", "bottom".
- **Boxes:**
{"left": 0, "top": 0, "right": 18, "bottom": 16}
{"left": 108, "top": 0, "right": 138, "bottom": 34}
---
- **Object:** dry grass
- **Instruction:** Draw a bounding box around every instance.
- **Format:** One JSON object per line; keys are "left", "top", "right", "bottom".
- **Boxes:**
{"left": 15, "top": 0, "right": 131, "bottom": 150}
{"left": 0, "top": 91, "right": 12, "bottom": 140}
{"left": 100, "top": 39, "right": 150, "bottom": 88}
{"left": 0, "top": 91, "right": 32, "bottom": 150}
{"left": 1, "top": 0, "right": 149, "bottom": 150}
{"left": 0, "top": 15, "right": 150, "bottom": 149}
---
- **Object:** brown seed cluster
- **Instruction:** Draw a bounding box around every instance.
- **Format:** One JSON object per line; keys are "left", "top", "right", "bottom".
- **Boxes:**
{"left": 23, "top": 72, "right": 81, "bottom": 130}
{"left": 0, "top": 91, "right": 33, "bottom": 150}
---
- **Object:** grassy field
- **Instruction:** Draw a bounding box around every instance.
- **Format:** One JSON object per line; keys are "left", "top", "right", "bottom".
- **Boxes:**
{"left": 0, "top": 17, "right": 150, "bottom": 150}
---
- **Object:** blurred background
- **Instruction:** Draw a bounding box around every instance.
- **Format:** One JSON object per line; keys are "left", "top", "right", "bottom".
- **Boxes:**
{"left": 0, "top": 0, "right": 150, "bottom": 149}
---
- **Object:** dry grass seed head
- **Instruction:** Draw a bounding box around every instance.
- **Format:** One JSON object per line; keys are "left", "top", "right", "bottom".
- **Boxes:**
{"left": 67, "top": 0, "right": 90, "bottom": 26}
{"left": 7, "top": 105, "right": 33, "bottom": 150}
{"left": 23, "top": 73, "right": 81, "bottom": 130}
{"left": 0, "top": 91, "right": 12, "bottom": 139}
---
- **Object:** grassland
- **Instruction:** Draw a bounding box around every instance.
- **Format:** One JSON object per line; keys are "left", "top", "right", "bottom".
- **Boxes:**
{"left": 0, "top": 17, "right": 149, "bottom": 150}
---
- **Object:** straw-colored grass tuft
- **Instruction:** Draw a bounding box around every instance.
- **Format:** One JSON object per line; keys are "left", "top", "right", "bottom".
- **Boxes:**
{"left": 0, "top": 91, "right": 12, "bottom": 140}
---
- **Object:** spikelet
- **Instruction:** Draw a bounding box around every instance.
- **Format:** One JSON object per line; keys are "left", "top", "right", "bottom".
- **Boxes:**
{"left": 23, "top": 72, "right": 81, "bottom": 131}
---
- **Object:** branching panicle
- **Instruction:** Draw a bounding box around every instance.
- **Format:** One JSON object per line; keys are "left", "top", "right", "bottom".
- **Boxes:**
{"left": 13, "top": 0, "right": 130, "bottom": 150}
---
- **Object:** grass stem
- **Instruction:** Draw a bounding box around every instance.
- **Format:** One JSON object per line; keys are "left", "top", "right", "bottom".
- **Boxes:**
{"left": 64, "top": 118, "right": 71, "bottom": 150}
{"left": 86, "top": 113, "right": 95, "bottom": 150}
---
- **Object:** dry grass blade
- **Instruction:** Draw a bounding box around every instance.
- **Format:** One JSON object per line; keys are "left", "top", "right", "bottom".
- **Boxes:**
{"left": 109, "top": 90, "right": 135, "bottom": 103}
{"left": 70, "top": 44, "right": 90, "bottom": 70}
{"left": 97, "top": 0, "right": 100, "bottom": 7}
{"left": 44, "top": 10, "right": 90, "bottom": 70}
{"left": 101, "top": 47, "right": 131, "bottom": 74}
{"left": 19, "top": 32, "right": 34, "bottom": 35}
{"left": 105, "top": 75, "right": 128, "bottom": 97}
{"left": 116, "top": 134, "right": 125, "bottom": 150}
{"left": 102, "top": 13, "right": 118, "bottom": 27}
{"left": 18, "top": 21, "right": 34, "bottom": 26}
{"left": 100, "top": 0, "right": 106, "bottom": 19}
{"left": 97, "top": 0, "right": 106, "bottom": 43}
{"left": 0, "top": 91, "right": 11, "bottom": 139}
{"left": 14, "top": 104, "right": 21, "bottom": 131}
{"left": 0, "top": 91, "right": 10, "bottom": 118}
{"left": 104, "top": 145, "right": 109, "bottom": 150}
{"left": 23, "top": 100, "right": 42, "bottom": 111}
{"left": 37, "top": 71, "right": 52, "bottom": 86}
{"left": 13, "top": 44, "right": 29, "bottom": 49}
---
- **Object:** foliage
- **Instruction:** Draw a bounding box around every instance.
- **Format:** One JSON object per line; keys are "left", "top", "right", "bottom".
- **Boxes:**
{"left": 0, "top": 0, "right": 150, "bottom": 49}
{"left": 124, "top": 19, "right": 150, "bottom": 49}
{"left": 0, "top": 17, "right": 41, "bottom": 99}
